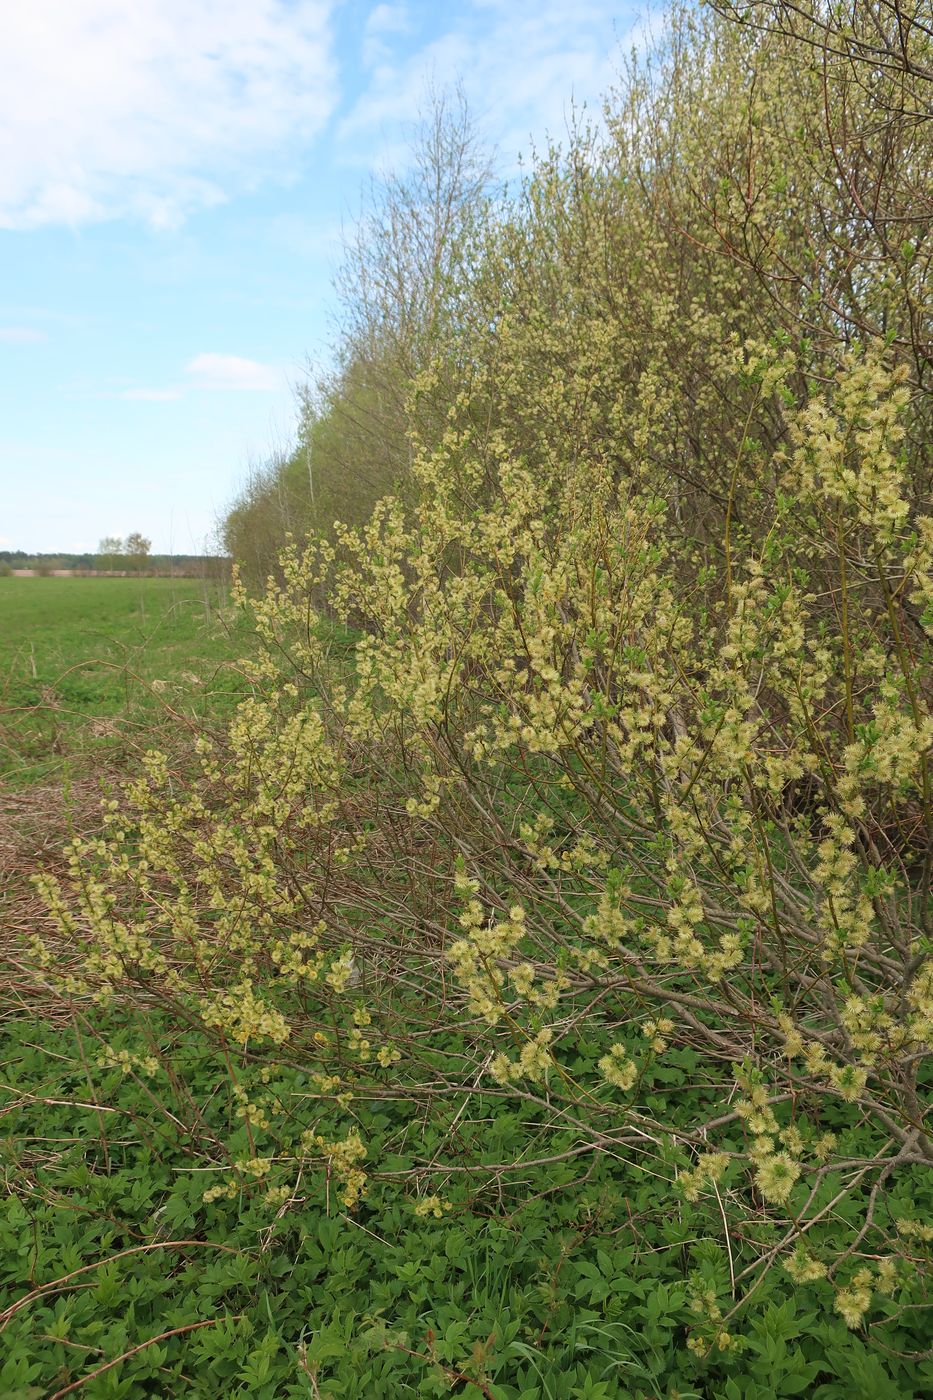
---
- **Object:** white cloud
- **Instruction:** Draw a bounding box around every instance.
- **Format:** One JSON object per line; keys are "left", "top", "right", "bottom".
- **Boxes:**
{"left": 341, "top": 1, "right": 647, "bottom": 172}
{"left": 115, "top": 354, "right": 281, "bottom": 400}
{"left": 119, "top": 387, "right": 183, "bottom": 401}
{"left": 362, "top": 4, "right": 411, "bottom": 68}
{"left": 0, "top": 1, "right": 338, "bottom": 230}
{"left": 367, "top": 2, "right": 410, "bottom": 35}
{"left": 0, "top": 326, "right": 47, "bottom": 342}
{"left": 185, "top": 353, "right": 281, "bottom": 391}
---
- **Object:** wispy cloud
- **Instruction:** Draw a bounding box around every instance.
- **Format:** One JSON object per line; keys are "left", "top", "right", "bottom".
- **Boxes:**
{"left": 264, "top": 212, "right": 344, "bottom": 259}
{"left": 185, "top": 353, "right": 281, "bottom": 392}
{"left": 119, "top": 352, "right": 281, "bottom": 401}
{"left": 0, "top": 1, "right": 339, "bottom": 230}
{"left": 341, "top": 1, "right": 645, "bottom": 172}
{"left": 119, "top": 387, "right": 183, "bottom": 401}
{"left": 0, "top": 326, "right": 47, "bottom": 342}
{"left": 362, "top": 4, "right": 412, "bottom": 69}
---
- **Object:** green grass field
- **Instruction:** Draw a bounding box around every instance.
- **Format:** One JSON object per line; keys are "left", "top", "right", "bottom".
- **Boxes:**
{"left": 0, "top": 575, "right": 243, "bottom": 784}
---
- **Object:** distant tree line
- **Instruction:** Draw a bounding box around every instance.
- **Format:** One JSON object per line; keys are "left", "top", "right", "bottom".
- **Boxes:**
{"left": 0, "top": 546, "right": 228, "bottom": 578}
{"left": 223, "top": 85, "right": 494, "bottom": 586}
{"left": 96, "top": 533, "right": 150, "bottom": 572}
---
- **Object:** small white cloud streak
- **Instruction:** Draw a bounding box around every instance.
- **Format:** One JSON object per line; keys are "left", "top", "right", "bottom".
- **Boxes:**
{"left": 118, "top": 354, "right": 281, "bottom": 399}
{"left": 185, "top": 353, "right": 281, "bottom": 391}
{"left": 119, "top": 387, "right": 183, "bottom": 401}
{"left": 0, "top": 0, "right": 338, "bottom": 230}
{"left": 0, "top": 326, "right": 47, "bottom": 342}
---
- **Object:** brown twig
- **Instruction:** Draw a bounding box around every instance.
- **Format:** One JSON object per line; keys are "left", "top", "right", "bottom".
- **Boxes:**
{"left": 46, "top": 1317, "right": 236, "bottom": 1399}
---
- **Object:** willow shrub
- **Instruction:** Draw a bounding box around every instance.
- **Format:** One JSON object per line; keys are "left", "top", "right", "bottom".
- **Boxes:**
{"left": 223, "top": 2, "right": 932, "bottom": 592}
{"left": 31, "top": 329, "right": 933, "bottom": 1351}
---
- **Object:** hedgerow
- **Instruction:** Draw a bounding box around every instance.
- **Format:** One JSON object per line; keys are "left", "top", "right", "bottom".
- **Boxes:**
{"left": 12, "top": 1, "right": 933, "bottom": 1392}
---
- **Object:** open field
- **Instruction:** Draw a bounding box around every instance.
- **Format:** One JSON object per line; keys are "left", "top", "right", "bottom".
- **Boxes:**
{"left": 0, "top": 576, "right": 243, "bottom": 785}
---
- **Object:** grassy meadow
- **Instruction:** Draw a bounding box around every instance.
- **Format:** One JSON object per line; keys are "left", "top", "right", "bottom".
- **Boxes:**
{"left": 0, "top": 576, "right": 241, "bottom": 784}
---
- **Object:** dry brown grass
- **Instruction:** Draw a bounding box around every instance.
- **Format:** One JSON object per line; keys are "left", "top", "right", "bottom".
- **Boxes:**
{"left": 0, "top": 776, "right": 107, "bottom": 1021}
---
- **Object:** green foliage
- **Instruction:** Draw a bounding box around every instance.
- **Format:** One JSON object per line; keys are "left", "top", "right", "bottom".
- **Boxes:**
{"left": 2, "top": 1017, "right": 931, "bottom": 1397}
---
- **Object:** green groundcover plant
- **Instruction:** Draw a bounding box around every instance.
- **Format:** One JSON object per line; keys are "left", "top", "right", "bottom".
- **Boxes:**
{"left": 3, "top": 1017, "right": 932, "bottom": 1398}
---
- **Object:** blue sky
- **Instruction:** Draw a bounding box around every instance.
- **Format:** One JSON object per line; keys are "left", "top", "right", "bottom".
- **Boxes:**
{"left": 1, "top": 1, "right": 645, "bottom": 555}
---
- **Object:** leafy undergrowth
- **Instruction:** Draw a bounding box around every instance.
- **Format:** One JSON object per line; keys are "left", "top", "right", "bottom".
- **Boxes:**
{"left": 2, "top": 1018, "right": 931, "bottom": 1400}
